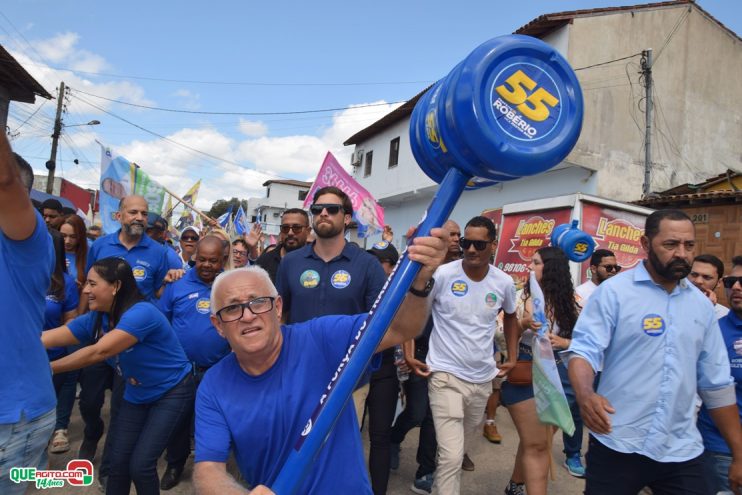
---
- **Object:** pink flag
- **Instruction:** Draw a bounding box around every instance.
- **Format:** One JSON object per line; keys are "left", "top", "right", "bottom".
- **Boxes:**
{"left": 304, "top": 152, "right": 385, "bottom": 237}
{"left": 269, "top": 234, "right": 277, "bottom": 245}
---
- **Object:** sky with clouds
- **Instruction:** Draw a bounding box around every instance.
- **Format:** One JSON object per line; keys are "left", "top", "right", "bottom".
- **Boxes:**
{"left": 2, "top": 0, "right": 740, "bottom": 212}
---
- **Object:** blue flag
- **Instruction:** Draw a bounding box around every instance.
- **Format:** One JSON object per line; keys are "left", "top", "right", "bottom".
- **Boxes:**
{"left": 234, "top": 206, "right": 247, "bottom": 235}
{"left": 217, "top": 206, "right": 233, "bottom": 229}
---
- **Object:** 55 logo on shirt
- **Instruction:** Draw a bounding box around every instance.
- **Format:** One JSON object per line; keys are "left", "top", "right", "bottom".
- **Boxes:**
{"left": 642, "top": 314, "right": 666, "bottom": 337}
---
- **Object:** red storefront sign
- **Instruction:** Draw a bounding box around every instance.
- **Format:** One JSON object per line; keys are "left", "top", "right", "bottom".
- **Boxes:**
{"left": 481, "top": 208, "right": 503, "bottom": 232}
{"left": 494, "top": 208, "right": 572, "bottom": 288}
{"left": 579, "top": 202, "right": 646, "bottom": 282}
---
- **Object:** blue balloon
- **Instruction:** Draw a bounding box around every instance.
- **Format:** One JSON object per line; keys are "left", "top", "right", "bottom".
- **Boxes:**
{"left": 410, "top": 34, "right": 584, "bottom": 187}
{"left": 551, "top": 220, "right": 596, "bottom": 262}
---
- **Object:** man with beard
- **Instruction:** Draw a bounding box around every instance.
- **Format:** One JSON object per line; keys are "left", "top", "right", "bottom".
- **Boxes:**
{"left": 77, "top": 195, "right": 182, "bottom": 485}
{"left": 276, "top": 187, "right": 385, "bottom": 324}
{"left": 567, "top": 209, "right": 742, "bottom": 494}
{"left": 158, "top": 236, "right": 230, "bottom": 490}
{"left": 575, "top": 249, "right": 620, "bottom": 305}
{"left": 256, "top": 208, "right": 311, "bottom": 283}
{"left": 689, "top": 254, "right": 729, "bottom": 319}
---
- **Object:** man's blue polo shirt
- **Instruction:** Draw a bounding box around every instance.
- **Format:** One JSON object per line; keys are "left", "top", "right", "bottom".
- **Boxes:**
{"left": 698, "top": 310, "right": 742, "bottom": 454}
{"left": 158, "top": 269, "right": 230, "bottom": 368}
{"left": 87, "top": 230, "right": 170, "bottom": 300}
{"left": 0, "top": 210, "right": 56, "bottom": 423}
{"left": 276, "top": 241, "right": 386, "bottom": 324}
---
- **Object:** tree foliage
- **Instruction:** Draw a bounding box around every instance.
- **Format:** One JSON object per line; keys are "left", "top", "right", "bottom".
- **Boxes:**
{"left": 207, "top": 197, "right": 248, "bottom": 219}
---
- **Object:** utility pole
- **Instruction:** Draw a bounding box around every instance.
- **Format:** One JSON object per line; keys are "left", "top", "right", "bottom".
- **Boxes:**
{"left": 641, "top": 49, "right": 653, "bottom": 198}
{"left": 46, "top": 81, "right": 65, "bottom": 194}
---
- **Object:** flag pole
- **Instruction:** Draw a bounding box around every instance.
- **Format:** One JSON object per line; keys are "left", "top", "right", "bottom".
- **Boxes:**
{"left": 162, "top": 187, "right": 214, "bottom": 225}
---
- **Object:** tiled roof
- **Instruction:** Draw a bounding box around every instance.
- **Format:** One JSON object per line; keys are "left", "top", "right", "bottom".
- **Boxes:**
{"left": 0, "top": 45, "right": 52, "bottom": 103}
{"left": 634, "top": 190, "right": 742, "bottom": 207}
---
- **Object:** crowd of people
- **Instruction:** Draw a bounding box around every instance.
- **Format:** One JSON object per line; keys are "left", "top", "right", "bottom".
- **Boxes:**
{"left": 1, "top": 130, "right": 742, "bottom": 495}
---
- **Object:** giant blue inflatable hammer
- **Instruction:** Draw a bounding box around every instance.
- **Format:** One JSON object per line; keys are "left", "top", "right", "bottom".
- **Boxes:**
{"left": 272, "top": 34, "right": 584, "bottom": 494}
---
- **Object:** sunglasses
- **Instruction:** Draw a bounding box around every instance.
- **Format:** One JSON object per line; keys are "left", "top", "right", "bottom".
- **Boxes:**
{"left": 280, "top": 224, "right": 306, "bottom": 234}
{"left": 310, "top": 204, "right": 344, "bottom": 216}
{"left": 459, "top": 238, "right": 491, "bottom": 251}
{"left": 181, "top": 235, "right": 199, "bottom": 242}
{"left": 232, "top": 249, "right": 247, "bottom": 257}
{"left": 723, "top": 276, "right": 742, "bottom": 289}
{"left": 599, "top": 264, "right": 622, "bottom": 273}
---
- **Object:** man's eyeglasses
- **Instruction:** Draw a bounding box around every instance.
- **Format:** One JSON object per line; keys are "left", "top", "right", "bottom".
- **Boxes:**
{"left": 459, "top": 238, "right": 491, "bottom": 251}
{"left": 216, "top": 297, "right": 276, "bottom": 322}
{"left": 599, "top": 264, "right": 622, "bottom": 273}
{"left": 280, "top": 224, "right": 306, "bottom": 234}
{"left": 309, "top": 204, "right": 344, "bottom": 216}
{"left": 232, "top": 249, "right": 247, "bottom": 257}
{"left": 181, "top": 236, "right": 199, "bottom": 242}
{"left": 723, "top": 276, "right": 742, "bottom": 289}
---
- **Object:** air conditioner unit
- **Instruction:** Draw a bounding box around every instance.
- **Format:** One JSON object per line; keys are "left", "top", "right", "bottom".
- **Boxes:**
{"left": 351, "top": 149, "right": 364, "bottom": 167}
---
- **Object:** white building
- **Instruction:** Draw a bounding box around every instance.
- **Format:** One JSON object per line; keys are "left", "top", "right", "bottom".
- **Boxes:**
{"left": 246, "top": 179, "right": 312, "bottom": 238}
{"left": 344, "top": 0, "right": 741, "bottom": 247}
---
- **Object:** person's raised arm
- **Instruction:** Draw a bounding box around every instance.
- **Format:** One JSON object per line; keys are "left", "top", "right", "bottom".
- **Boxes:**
{"left": 0, "top": 134, "right": 36, "bottom": 240}
{"left": 378, "top": 226, "right": 447, "bottom": 351}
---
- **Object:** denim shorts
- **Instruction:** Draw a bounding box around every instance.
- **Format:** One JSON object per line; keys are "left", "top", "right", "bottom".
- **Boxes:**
{"left": 0, "top": 408, "right": 56, "bottom": 495}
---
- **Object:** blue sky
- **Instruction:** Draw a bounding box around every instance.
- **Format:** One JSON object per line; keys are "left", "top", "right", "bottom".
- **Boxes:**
{"left": 2, "top": 0, "right": 740, "bottom": 210}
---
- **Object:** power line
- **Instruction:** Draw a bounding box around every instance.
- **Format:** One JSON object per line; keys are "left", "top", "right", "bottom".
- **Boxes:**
{"left": 73, "top": 93, "right": 297, "bottom": 183}
{"left": 654, "top": 6, "right": 691, "bottom": 64}
{"left": 574, "top": 52, "right": 642, "bottom": 71}
{"left": 0, "top": 57, "right": 433, "bottom": 87}
{"left": 69, "top": 88, "right": 404, "bottom": 116}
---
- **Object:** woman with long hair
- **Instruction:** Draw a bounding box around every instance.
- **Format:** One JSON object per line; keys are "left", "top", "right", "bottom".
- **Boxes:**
{"left": 60, "top": 214, "right": 88, "bottom": 290}
{"left": 42, "top": 257, "right": 194, "bottom": 494}
{"left": 45, "top": 233, "right": 79, "bottom": 454}
{"left": 500, "top": 246, "right": 582, "bottom": 495}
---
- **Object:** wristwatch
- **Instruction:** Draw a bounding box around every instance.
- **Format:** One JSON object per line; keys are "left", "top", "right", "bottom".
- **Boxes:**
{"left": 409, "top": 278, "right": 435, "bottom": 298}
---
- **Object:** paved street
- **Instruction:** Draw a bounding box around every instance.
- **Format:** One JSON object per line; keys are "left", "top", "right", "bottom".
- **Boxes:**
{"left": 31, "top": 392, "right": 585, "bottom": 494}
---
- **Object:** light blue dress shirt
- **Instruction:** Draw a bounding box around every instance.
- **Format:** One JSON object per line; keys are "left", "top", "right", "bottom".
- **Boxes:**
{"left": 566, "top": 261, "right": 734, "bottom": 462}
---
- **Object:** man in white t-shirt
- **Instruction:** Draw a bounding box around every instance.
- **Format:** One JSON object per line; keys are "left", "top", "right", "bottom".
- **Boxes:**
{"left": 689, "top": 253, "right": 730, "bottom": 319}
{"left": 575, "top": 249, "right": 620, "bottom": 305}
{"left": 427, "top": 216, "right": 518, "bottom": 494}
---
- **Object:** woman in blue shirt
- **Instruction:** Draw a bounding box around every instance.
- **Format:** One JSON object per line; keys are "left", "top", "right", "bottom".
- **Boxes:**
{"left": 60, "top": 214, "right": 88, "bottom": 291}
{"left": 45, "top": 233, "right": 79, "bottom": 454}
{"left": 42, "top": 256, "right": 194, "bottom": 495}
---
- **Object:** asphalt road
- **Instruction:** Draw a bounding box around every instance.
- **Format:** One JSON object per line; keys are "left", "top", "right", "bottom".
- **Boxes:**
{"left": 30, "top": 392, "right": 586, "bottom": 494}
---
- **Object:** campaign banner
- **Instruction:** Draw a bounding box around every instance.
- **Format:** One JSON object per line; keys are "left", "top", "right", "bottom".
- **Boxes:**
{"left": 303, "top": 152, "right": 384, "bottom": 238}
{"left": 494, "top": 208, "right": 572, "bottom": 288}
{"left": 481, "top": 208, "right": 503, "bottom": 234}
{"left": 99, "top": 144, "right": 167, "bottom": 234}
{"left": 579, "top": 202, "right": 646, "bottom": 282}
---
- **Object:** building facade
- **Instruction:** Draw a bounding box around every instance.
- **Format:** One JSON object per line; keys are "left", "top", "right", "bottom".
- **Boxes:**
{"left": 344, "top": 0, "right": 740, "bottom": 246}
{"left": 246, "top": 179, "right": 312, "bottom": 238}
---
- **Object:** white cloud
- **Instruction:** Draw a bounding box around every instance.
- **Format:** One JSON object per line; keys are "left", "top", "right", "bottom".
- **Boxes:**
{"left": 3, "top": 32, "right": 407, "bottom": 216}
{"left": 238, "top": 119, "right": 268, "bottom": 137}
{"left": 173, "top": 89, "right": 201, "bottom": 111}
